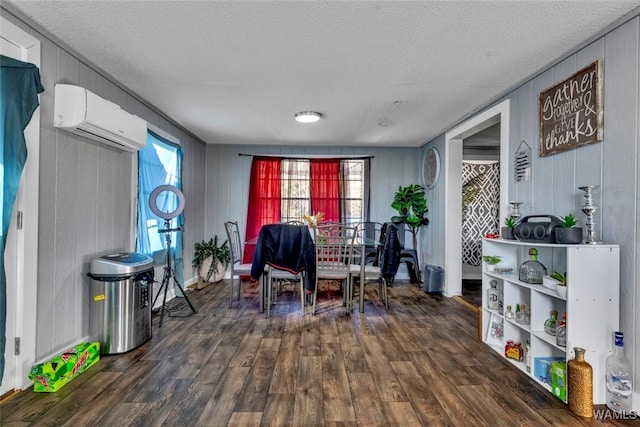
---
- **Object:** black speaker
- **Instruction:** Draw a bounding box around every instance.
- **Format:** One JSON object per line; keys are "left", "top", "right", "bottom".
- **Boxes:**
{"left": 513, "top": 215, "right": 561, "bottom": 243}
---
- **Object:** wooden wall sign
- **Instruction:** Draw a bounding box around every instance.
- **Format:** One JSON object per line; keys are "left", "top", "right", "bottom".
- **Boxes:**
{"left": 539, "top": 60, "right": 603, "bottom": 157}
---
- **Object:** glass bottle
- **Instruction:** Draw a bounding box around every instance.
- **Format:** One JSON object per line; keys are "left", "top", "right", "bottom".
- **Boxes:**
{"left": 504, "top": 339, "right": 514, "bottom": 356}
{"left": 516, "top": 303, "right": 530, "bottom": 325}
{"left": 567, "top": 347, "right": 593, "bottom": 418}
{"left": 556, "top": 312, "right": 567, "bottom": 347}
{"left": 544, "top": 309, "right": 558, "bottom": 336}
{"left": 525, "top": 339, "right": 531, "bottom": 372}
{"left": 606, "top": 331, "right": 633, "bottom": 413}
{"left": 504, "top": 304, "right": 515, "bottom": 320}
{"left": 519, "top": 248, "right": 547, "bottom": 284}
{"left": 515, "top": 342, "right": 523, "bottom": 362}
{"left": 486, "top": 280, "right": 501, "bottom": 311}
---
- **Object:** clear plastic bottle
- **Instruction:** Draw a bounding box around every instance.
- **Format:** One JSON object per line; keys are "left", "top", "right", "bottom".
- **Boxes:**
{"left": 606, "top": 331, "right": 633, "bottom": 413}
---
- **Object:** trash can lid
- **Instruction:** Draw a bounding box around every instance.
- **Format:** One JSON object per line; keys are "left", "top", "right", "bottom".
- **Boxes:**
{"left": 89, "top": 252, "right": 154, "bottom": 276}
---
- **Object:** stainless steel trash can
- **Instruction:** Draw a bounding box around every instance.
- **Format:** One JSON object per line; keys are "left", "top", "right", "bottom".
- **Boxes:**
{"left": 423, "top": 265, "right": 444, "bottom": 294}
{"left": 88, "top": 252, "right": 154, "bottom": 354}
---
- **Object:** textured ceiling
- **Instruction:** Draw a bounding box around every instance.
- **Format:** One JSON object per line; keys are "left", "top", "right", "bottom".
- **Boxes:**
{"left": 5, "top": 1, "right": 640, "bottom": 147}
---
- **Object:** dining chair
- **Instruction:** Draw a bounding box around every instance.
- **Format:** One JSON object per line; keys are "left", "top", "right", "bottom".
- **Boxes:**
{"left": 351, "top": 222, "right": 388, "bottom": 312}
{"left": 355, "top": 221, "right": 383, "bottom": 266}
{"left": 252, "top": 223, "right": 315, "bottom": 316}
{"left": 313, "top": 223, "right": 356, "bottom": 314}
{"left": 224, "top": 221, "right": 263, "bottom": 311}
{"left": 382, "top": 222, "right": 421, "bottom": 284}
{"left": 268, "top": 220, "right": 308, "bottom": 308}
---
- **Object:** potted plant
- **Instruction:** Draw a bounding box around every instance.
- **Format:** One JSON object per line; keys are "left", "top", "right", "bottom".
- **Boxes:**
{"left": 192, "top": 236, "right": 230, "bottom": 285}
{"left": 390, "top": 184, "right": 429, "bottom": 250}
{"left": 549, "top": 271, "right": 567, "bottom": 297}
{"left": 482, "top": 255, "right": 502, "bottom": 272}
{"left": 554, "top": 214, "right": 583, "bottom": 244}
{"left": 501, "top": 217, "right": 517, "bottom": 240}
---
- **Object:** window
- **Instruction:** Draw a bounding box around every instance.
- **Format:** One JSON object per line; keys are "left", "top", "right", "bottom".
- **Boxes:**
{"left": 340, "top": 159, "right": 366, "bottom": 226}
{"left": 279, "top": 158, "right": 368, "bottom": 224}
{"left": 136, "top": 130, "right": 183, "bottom": 257}
{"left": 244, "top": 157, "right": 369, "bottom": 263}
{"left": 280, "top": 160, "right": 310, "bottom": 223}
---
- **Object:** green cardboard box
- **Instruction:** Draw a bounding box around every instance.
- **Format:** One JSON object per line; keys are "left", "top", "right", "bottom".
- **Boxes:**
{"left": 29, "top": 342, "right": 100, "bottom": 392}
{"left": 551, "top": 361, "right": 567, "bottom": 401}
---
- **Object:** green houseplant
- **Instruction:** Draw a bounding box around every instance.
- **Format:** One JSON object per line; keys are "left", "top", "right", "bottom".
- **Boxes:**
{"left": 391, "top": 184, "right": 429, "bottom": 250}
{"left": 482, "top": 255, "right": 501, "bottom": 272}
{"left": 192, "top": 236, "right": 230, "bottom": 283}
{"left": 501, "top": 217, "right": 517, "bottom": 240}
{"left": 554, "top": 214, "right": 583, "bottom": 244}
{"left": 550, "top": 271, "right": 567, "bottom": 297}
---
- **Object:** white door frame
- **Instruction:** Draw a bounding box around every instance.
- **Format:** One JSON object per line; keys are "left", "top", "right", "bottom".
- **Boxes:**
{"left": 444, "top": 100, "right": 510, "bottom": 296}
{"left": 1, "top": 16, "right": 40, "bottom": 394}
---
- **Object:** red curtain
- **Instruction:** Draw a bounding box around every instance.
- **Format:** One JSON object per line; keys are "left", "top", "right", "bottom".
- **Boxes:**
{"left": 243, "top": 157, "right": 282, "bottom": 263}
{"left": 310, "top": 159, "right": 340, "bottom": 222}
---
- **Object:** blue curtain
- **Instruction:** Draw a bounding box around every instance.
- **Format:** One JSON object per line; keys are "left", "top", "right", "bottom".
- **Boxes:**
{"left": 136, "top": 131, "right": 185, "bottom": 291}
{"left": 0, "top": 55, "right": 44, "bottom": 383}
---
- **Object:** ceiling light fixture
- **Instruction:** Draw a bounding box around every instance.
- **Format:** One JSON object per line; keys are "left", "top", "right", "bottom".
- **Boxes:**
{"left": 294, "top": 111, "right": 323, "bottom": 123}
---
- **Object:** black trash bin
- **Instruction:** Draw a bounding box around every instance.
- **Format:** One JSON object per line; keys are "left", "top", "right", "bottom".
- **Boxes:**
{"left": 88, "top": 252, "right": 154, "bottom": 354}
{"left": 423, "top": 265, "right": 444, "bottom": 294}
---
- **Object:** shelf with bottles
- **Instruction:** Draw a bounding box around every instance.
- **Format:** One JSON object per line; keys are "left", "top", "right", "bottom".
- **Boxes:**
{"left": 484, "top": 277, "right": 504, "bottom": 315}
{"left": 482, "top": 239, "right": 568, "bottom": 286}
{"left": 502, "top": 325, "right": 529, "bottom": 373}
{"left": 481, "top": 238, "right": 620, "bottom": 405}
{"left": 531, "top": 291, "right": 567, "bottom": 349}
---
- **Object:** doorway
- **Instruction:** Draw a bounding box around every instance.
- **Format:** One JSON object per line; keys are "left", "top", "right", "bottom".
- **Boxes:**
{"left": 1, "top": 16, "right": 41, "bottom": 396}
{"left": 460, "top": 124, "right": 501, "bottom": 306}
{"left": 443, "top": 100, "right": 510, "bottom": 297}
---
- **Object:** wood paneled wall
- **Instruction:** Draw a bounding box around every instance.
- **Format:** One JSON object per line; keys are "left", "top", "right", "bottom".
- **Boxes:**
{"left": 203, "top": 145, "right": 421, "bottom": 251}
{"left": 7, "top": 5, "right": 640, "bottom": 396}
{"left": 423, "top": 16, "right": 640, "bottom": 391}
{"left": 3, "top": 11, "right": 208, "bottom": 361}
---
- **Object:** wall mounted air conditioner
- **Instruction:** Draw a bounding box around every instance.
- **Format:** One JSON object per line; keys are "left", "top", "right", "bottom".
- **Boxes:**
{"left": 53, "top": 84, "right": 147, "bottom": 152}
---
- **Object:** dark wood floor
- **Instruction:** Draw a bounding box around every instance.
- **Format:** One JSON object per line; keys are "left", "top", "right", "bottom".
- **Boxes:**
{"left": 0, "top": 280, "right": 632, "bottom": 426}
{"left": 460, "top": 279, "right": 482, "bottom": 307}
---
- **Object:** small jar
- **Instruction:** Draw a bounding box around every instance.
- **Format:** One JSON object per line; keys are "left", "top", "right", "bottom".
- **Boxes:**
{"left": 516, "top": 303, "right": 530, "bottom": 325}
{"left": 505, "top": 305, "right": 515, "bottom": 319}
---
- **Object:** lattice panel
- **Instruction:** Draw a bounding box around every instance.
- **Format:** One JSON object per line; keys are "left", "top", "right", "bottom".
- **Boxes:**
{"left": 462, "top": 162, "right": 500, "bottom": 266}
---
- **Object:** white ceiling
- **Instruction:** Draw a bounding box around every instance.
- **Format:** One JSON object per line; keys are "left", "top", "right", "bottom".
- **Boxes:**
{"left": 5, "top": 1, "right": 640, "bottom": 147}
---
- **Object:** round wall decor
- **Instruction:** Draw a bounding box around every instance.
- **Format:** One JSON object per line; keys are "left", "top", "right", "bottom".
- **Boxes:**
{"left": 422, "top": 147, "right": 440, "bottom": 189}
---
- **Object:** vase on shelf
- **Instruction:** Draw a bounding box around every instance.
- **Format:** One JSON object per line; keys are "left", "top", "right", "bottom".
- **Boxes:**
{"left": 508, "top": 201, "right": 523, "bottom": 221}
{"left": 579, "top": 185, "right": 602, "bottom": 245}
{"left": 567, "top": 347, "right": 593, "bottom": 418}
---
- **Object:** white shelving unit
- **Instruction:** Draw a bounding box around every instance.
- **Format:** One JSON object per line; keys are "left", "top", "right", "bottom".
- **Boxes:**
{"left": 481, "top": 238, "right": 619, "bottom": 404}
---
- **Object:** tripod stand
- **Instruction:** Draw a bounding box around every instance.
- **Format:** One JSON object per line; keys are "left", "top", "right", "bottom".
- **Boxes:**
{"left": 152, "top": 219, "right": 196, "bottom": 327}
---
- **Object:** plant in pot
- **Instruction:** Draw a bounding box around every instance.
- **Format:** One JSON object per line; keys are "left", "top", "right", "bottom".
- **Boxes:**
{"left": 482, "top": 255, "right": 502, "bottom": 272}
{"left": 390, "top": 183, "right": 429, "bottom": 251}
{"left": 549, "top": 271, "right": 567, "bottom": 297}
{"left": 502, "top": 217, "right": 517, "bottom": 240}
{"left": 554, "top": 214, "right": 583, "bottom": 244}
{"left": 192, "top": 236, "right": 230, "bottom": 286}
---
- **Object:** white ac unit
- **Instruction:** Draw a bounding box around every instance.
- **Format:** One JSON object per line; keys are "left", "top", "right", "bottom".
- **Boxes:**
{"left": 53, "top": 84, "right": 147, "bottom": 152}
